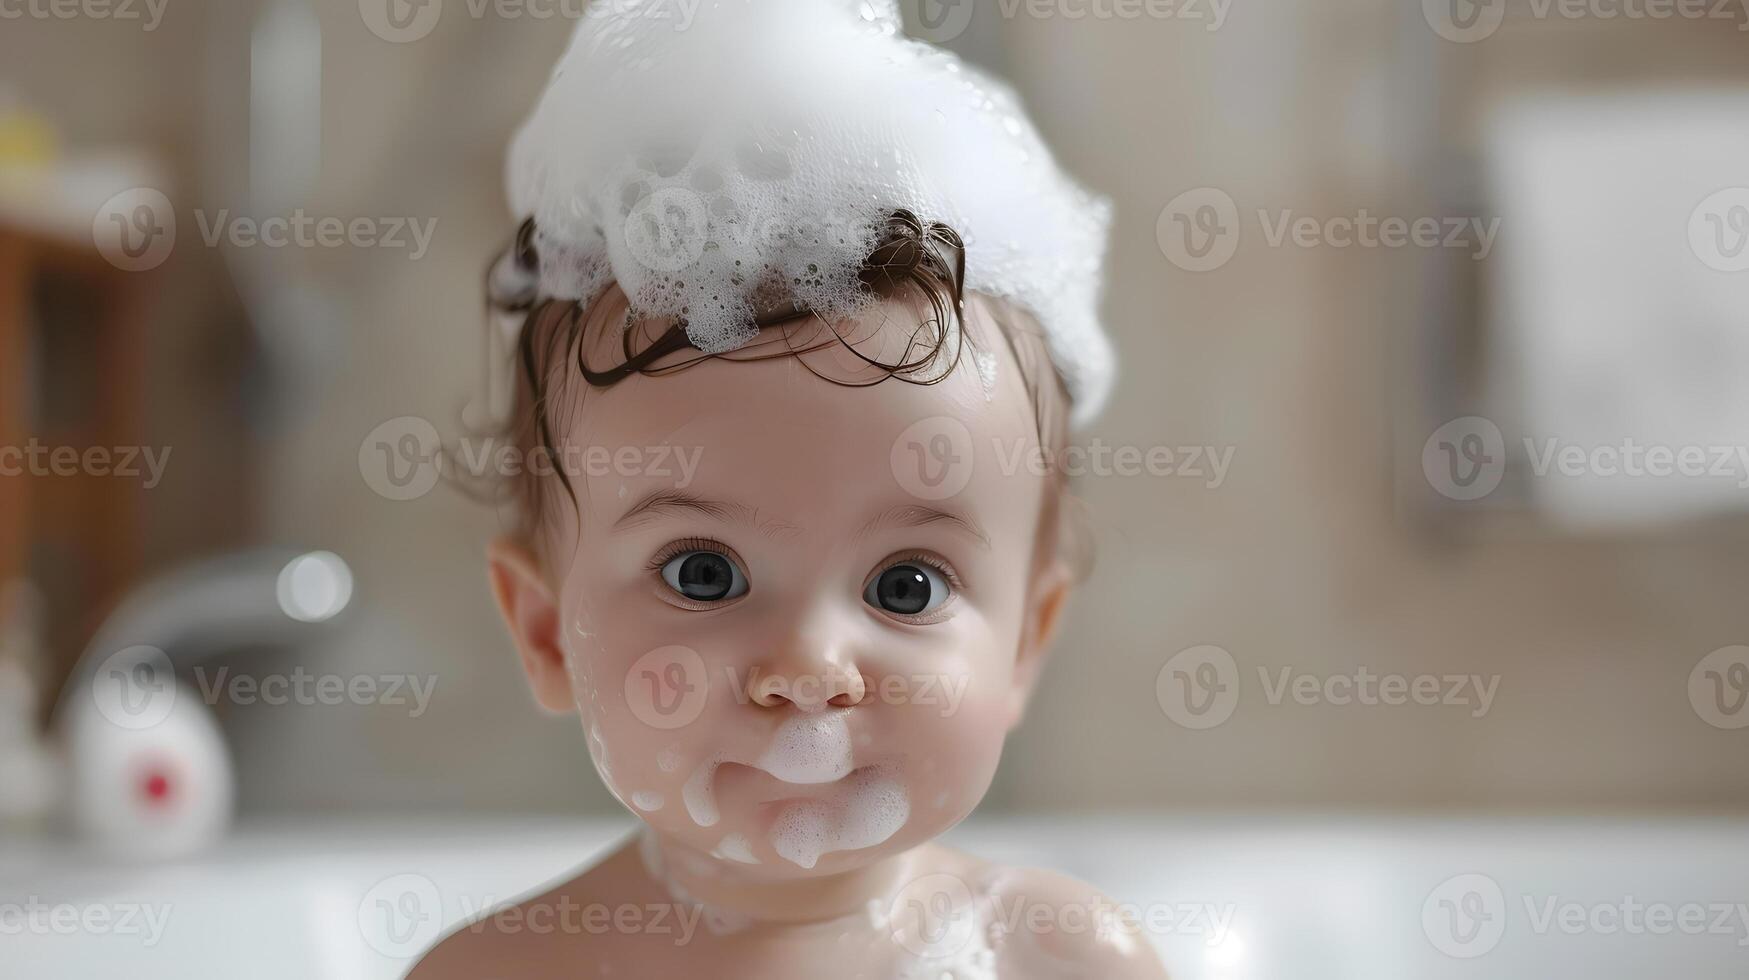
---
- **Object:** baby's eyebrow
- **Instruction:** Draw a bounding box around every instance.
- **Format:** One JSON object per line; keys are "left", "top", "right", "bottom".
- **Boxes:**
{"left": 613, "top": 491, "right": 989, "bottom": 549}
{"left": 612, "top": 489, "right": 798, "bottom": 537}
{"left": 856, "top": 504, "right": 990, "bottom": 550}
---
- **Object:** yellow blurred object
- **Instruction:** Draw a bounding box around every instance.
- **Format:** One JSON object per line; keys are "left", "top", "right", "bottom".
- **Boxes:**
{"left": 0, "top": 106, "right": 58, "bottom": 169}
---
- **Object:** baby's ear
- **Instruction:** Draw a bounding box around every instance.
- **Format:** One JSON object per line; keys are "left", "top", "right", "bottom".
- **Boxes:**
{"left": 486, "top": 536, "right": 575, "bottom": 714}
{"left": 1006, "top": 558, "right": 1074, "bottom": 729}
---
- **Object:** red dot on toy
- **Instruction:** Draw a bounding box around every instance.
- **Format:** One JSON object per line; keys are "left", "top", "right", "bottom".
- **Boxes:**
{"left": 140, "top": 769, "right": 173, "bottom": 805}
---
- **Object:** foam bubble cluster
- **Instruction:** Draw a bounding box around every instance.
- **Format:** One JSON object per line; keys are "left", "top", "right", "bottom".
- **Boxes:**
{"left": 505, "top": 0, "right": 1114, "bottom": 424}
{"left": 769, "top": 766, "right": 910, "bottom": 869}
{"left": 756, "top": 713, "right": 854, "bottom": 785}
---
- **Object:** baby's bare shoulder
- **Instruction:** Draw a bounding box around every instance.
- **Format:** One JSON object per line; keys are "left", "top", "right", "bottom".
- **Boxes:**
{"left": 406, "top": 840, "right": 649, "bottom": 980}
{"left": 982, "top": 864, "right": 1172, "bottom": 980}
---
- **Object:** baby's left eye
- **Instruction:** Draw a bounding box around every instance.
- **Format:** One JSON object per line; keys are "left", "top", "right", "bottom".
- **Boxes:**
{"left": 863, "top": 561, "right": 952, "bottom": 617}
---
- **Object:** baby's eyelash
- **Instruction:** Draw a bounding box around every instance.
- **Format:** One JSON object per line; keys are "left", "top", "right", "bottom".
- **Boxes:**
{"left": 646, "top": 537, "right": 734, "bottom": 571}
{"left": 884, "top": 551, "right": 964, "bottom": 591}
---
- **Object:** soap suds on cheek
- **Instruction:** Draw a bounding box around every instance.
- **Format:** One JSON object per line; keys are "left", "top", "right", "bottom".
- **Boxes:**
{"left": 683, "top": 753, "right": 727, "bottom": 827}
{"left": 711, "top": 832, "right": 758, "bottom": 864}
{"left": 770, "top": 767, "right": 910, "bottom": 870}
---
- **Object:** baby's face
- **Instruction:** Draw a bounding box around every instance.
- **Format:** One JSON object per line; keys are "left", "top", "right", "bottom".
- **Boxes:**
{"left": 526, "top": 296, "right": 1062, "bottom": 876}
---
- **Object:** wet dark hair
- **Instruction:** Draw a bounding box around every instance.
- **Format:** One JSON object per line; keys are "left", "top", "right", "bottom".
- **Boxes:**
{"left": 483, "top": 208, "right": 1083, "bottom": 574}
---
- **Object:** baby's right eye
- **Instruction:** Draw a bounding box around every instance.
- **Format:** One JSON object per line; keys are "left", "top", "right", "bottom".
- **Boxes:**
{"left": 658, "top": 549, "right": 749, "bottom": 603}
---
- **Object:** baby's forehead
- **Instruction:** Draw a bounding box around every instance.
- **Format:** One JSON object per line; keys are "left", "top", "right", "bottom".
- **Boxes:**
{"left": 560, "top": 296, "right": 1047, "bottom": 534}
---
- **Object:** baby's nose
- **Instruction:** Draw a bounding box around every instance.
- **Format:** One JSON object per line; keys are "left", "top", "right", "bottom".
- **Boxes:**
{"left": 746, "top": 662, "right": 867, "bottom": 711}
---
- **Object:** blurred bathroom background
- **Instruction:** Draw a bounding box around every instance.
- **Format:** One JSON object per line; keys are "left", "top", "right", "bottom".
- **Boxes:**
{"left": 2, "top": 1, "right": 1747, "bottom": 978}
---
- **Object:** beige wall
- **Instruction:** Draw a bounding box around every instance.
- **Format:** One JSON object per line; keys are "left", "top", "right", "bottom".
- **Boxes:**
{"left": 7, "top": 0, "right": 1745, "bottom": 814}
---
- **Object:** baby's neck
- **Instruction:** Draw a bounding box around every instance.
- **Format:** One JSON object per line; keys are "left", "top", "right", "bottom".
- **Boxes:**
{"left": 639, "top": 831, "right": 923, "bottom": 928}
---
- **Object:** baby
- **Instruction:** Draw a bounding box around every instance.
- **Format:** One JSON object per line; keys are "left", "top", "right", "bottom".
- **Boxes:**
{"left": 413, "top": 2, "right": 1165, "bottom": 976}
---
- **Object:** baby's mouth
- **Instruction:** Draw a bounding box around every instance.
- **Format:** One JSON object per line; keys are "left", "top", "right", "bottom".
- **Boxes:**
{"left": 719, "top": 761, "right": 871, "bottom": 806}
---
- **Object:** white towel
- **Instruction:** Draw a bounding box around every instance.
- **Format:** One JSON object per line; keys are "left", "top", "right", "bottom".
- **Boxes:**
{"left": 1483, "top": 90, "right": 1749, "bottom": 530}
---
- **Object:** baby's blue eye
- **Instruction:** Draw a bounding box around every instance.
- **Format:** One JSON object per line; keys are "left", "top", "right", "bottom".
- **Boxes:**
{"left": 661, "top": 551, "right": 748, "bottom": 602}
{"left": 864, "top": 562, "right": 950, "bottom": 617}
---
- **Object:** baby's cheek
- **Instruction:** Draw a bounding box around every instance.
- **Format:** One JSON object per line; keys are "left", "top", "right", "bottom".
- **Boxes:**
{"left": 578, "top": 636, "right": 737, "bottom": 828}
{"left": 886, "top": 651, "right": 1013, "bottom": 822}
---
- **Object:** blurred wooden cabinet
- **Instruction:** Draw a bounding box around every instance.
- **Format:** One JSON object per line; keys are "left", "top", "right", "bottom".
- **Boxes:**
{"left": 0, "top": 218, "right": 149, "bottom": 692}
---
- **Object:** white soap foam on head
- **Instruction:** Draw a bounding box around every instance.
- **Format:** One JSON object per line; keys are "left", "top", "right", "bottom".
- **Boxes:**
{"left": 756, "top": 712, "right": 854, "bottom": 785}
{"left": 769, "top": 766, "right": 910, "bottom": 870}
{"left": 503, "top": 0, "right": 1114, "bottom": 426}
